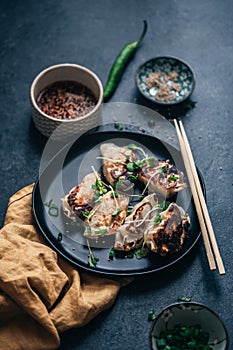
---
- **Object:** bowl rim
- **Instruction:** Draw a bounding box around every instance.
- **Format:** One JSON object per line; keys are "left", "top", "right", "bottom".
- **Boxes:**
{"left": 149, "top": 301, "right": 229, "bottom": 350}
{"left": 30, "top": 63, "right": 103, "bottom": 123}
{"left": 135, "top": 55, "right": 196, "bottom": 105}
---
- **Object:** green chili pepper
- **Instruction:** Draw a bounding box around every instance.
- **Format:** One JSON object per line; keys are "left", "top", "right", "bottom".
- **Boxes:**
{"left": 103, "top": 20, "right": 148, "bottom": 101}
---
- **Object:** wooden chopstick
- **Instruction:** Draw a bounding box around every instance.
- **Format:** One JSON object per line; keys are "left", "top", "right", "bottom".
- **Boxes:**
{"left": 174, "top": 119, "right": 225, "bottom": 274}
{"left": 178, "top": 120, "right": 225, "bottom": 274}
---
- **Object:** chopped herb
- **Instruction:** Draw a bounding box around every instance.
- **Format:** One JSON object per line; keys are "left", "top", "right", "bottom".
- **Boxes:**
{"left": 127, "top": 174, "right": 138, "bottom": 182}
{"left": 48, "top": 207, "right": 59, "bottom": 217}
{"left": 126, "top": 162, "right": 135, "bottom": 172}
{"left": 168, "top": 174, "right": 179, "bottom": 182}
{"left": 126, "top": 251, "right": 134, "bottom": 259}
{"left": 43, "top": 199, "right": 59, "bottom": 217}
{"left": 183, "top": 99, "right": 197, "bottom": 110}
{"left": 126, "top": 160, "right": 144, "bottom": 172}
{"left": 94, "top": 228, "right": 108, "bottom": 235}
{"left": 126, "top": 209, "right": 132, "bottom": 216}
{"left": 148, "top": 310, "right": 156, "bottom": 321}
{"left": 134, "top": 159, "right": 144, "bottom": 169}
{"left": 82, "top": 211, "right": 90, "bottom": 218}
{"left": 158, "top": 201, "right": 170, "bottom": 211}
{"left": 134, "top": 246, "right": 149, "bottom": 259}
{"left": 161, "top": 165, "right": 167, "bottom": 173}
{"left": 108, "top": 248, "right": 115, "bottom": 261}
{"left": 88, "top": 255, "right": 99, "bottom": 268}
{"left": 86, "top": 225, "right": 92, "bottom": 234}
{"left": 154, "top": 214, "right": 162, "bottom": 224}
{"left": 111, "top": 191, "right": 118, "bottom": 198}
{"left": 57, "top": 232, "right": 63, "bottom": 241}
{"left": 148, "top": 119, "right": 155, "bottom": 128}
{"left": 178, "top": 295, "right": 192, "bottom": 302}
{"left": 114, "top": 123, "right": 124, "bottom": 130}
{"left": 99, "top": 188, "right": 108, "bottom": 195}
{"left": 112, "top": 208, "right": 122, "bottom": 217}
{"left": 156, "top": 324, "right": 212, "bottom": 349}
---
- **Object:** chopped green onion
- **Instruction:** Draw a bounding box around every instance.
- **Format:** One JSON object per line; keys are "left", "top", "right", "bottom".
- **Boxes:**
{"left": 148, "top": 119, "right": 155, "bottom": 128}
{"left": 156, "top": 324, "right": 212, "bottom": 350}
{"left": 134, "top": 246, "right": 149, "bottom": 259}
{"left": 126, "top": 251, "right": 134, "bottom": 259}
{"left": 183, "top": 99, "right": 197, "bottom": 110}
{"left": 168, "top": 175, "right": 179, "bottom": 182}
{"left": 108, "top": 248, "right": 115, "bottom": 261}
{"left": 112, "top": 208, "right": 122, "bottom": 217}
{"left": 114, "top": 123, "right": 124, "bottom": 130}
{"left": 158, "top": 201, "right": 170, "bottom": 211}
{"left": 57, "top": 232, "right": 63, "bottom": 241}
{"left": 126, "top": 162, "right": 135, "bottom": 172}
{"left": 154, "top": 214, "right": 162, "bottom": 224}
{"left": 161, "top": 165, "right": 167, "bottom": 173}
{"left": 94, "top": 228, "right": 108, "bottom": 235}
{"left": 148, "top": 310, "right": 156, "bottom": 321}
{"left": 127, "top": 174, "right": 138, "bottom": 182}
{"left": 178, "top": 296, "right": 192, "bottom": 302}
{"left": 111, "top": 191, "right": 118, "bottom": 198}
{"left": 43, "top": 199, "right": 59, "bottom": 217}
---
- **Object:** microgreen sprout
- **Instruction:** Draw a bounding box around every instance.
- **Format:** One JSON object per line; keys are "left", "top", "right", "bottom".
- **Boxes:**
{"left": 128, "top": 143, "right": 148, "bottom": 158}
{"left": 86, "top": 239, "right": 99, "bottom": 268}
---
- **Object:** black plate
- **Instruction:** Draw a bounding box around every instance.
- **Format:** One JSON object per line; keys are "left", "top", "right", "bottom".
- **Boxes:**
{"left": 32, "top": 129, "right": 204, "bottom": 276}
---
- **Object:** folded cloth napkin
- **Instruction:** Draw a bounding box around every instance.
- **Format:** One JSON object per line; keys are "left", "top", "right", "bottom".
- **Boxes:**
{"left": 0, "top": 184, "right": 132, "bottom": 350}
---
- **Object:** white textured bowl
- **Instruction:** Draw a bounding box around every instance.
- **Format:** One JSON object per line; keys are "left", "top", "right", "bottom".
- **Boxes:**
{"left": 30, "top": 63, "right": 103, "bottom": 140}
{"left": 150, "top": 302, "right": 229, "bottom": 350}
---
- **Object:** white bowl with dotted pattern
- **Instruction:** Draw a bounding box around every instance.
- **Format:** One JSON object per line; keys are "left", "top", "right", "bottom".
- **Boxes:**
{"left": 30, "top": 63, "right": 103, "bottom": 140}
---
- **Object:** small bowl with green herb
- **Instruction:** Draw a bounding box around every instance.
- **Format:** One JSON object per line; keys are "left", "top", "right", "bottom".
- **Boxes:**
{"left": 150, "top": 302, "right": 229, "bottom": 350}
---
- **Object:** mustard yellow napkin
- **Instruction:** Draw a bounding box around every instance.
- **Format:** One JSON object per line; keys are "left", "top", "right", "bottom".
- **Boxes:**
{"left": 0, "top": 184, "right": 132, "bottom": 350}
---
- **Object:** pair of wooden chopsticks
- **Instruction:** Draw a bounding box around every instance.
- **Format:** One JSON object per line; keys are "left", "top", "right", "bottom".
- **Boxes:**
{"left": 174, "top": 119, "right": 225, "bottom": 275}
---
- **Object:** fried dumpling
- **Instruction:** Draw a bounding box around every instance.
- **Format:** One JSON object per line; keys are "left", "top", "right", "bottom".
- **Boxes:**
{"left": 100, "top": 143, "right": 136, "bottom": 191}
{"left": 114, "top": 193, "right": 158, "bottom": 251}
{"left": 62, "top": 172, "right": 101, "bottom": 221}
{"left": 138, "top": 159, "right": 187, "bottom": 198}
{"left": 84, "top": 191, "right": 129, "bottom": 239}
{"left": 144, "top": 202, "right": 190, "bottom": 256}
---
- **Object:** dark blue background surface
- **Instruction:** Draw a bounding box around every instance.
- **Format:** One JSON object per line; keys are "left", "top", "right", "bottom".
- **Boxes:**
{"left": 0, "top": 0, "right": 232, "bottom": 349}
